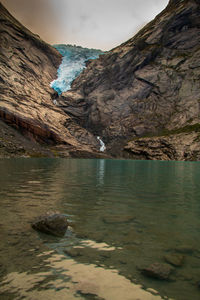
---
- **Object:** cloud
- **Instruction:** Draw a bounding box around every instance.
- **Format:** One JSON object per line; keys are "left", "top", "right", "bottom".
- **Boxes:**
{"left": 1, "top": 0, "right": 62, "bottom": 43}
{"left": 1, "top": 0, "right": 169, "bottom": 50}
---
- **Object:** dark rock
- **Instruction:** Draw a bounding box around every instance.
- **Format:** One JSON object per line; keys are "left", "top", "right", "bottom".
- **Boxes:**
{"left": 141, "top": 262, "right": 173, "bottom": 280}
{"left": 31, "top": 213, "right": 68, "bottom": 237}
{"left": 164, "top": 253, "right": 185, "bottom": 267}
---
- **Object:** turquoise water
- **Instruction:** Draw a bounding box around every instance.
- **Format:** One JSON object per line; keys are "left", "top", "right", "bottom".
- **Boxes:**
{"left": 0, "top": 159, "right": 200, "bottom": 300}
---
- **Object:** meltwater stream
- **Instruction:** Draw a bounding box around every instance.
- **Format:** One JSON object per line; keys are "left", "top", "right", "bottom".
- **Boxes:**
{"left": 0, "top": 159, "right": 200, "bottom": 300}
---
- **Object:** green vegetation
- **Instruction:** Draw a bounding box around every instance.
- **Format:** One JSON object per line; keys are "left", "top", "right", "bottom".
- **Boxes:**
{"left": 128, "top": 123, "right": 200, "bottom": 143}
{"left": 160, "top": 123, "right": 200, "bottom": 136}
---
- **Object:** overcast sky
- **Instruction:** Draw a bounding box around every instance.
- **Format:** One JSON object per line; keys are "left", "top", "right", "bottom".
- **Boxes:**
{"left": 2, "top": 0, "right": 168, "bottom": 50}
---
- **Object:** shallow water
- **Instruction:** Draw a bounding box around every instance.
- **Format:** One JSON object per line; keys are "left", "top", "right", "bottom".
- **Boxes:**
{"left": 0, "top": 159, "right": 200, "bottom": 300}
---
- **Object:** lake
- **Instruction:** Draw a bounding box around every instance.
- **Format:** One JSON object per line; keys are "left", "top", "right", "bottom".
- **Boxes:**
{"left": 0, "top": 158, "right": 200, "bottom": 300}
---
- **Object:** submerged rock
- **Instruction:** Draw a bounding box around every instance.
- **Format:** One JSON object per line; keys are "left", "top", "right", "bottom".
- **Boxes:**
{"left": 174, "top": 245, "right": 196, "bottom": 254}
{"left": 164, "top": 253, "right": 185, "bottom": 267}
{"left": 141, "top": 262, "right": 173, "bottom": 280}
{"left": 31, "top": 213, "right": 68, "bottom": 237}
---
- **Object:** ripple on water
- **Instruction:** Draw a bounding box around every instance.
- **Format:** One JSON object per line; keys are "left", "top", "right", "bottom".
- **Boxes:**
{"left": 0, "top": 159, "right": 200, "bottom": 300}
{"left": 0, "top": 252, "right": 166, "bottom": 300}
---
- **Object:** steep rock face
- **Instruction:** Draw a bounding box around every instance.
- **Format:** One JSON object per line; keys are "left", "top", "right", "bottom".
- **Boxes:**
{"left": 58, "top": 0, "right": 200, "bottom": 158}
{"left": 124, "top": 130, "right": 200, "bottom": 161}
{"left": 0, "top": 3, "right": 100, "bottom": 157}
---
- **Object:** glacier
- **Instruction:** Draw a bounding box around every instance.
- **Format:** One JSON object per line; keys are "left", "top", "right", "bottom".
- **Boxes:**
{"left": 50, "top": 44, "right": 103, "bottom": 95}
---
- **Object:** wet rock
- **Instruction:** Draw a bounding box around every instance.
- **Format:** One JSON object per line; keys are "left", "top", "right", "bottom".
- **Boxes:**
{"left": 164, "top": 253, "right": 185, "bottom": 267}
{"left": 141, "top": 263, "right": 173, "bottom": 280}
{"left": 31, "top": 213, "right": 68, "bottom": 237}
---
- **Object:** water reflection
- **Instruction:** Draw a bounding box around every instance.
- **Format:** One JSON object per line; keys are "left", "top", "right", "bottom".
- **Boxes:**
{"left": 1, "top": 251, "right": 164, "bottom": 300}
{"left": 96, "top": 159, "right": 105, "bottom": 186}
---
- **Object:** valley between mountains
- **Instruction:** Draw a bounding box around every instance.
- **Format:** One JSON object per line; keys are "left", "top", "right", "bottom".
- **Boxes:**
{"left": 0, "top": 0, "right": 200, "bottom": 160}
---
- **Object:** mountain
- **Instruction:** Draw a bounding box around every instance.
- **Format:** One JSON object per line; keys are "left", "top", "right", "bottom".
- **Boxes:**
{"left": 1, "top": 0, "right": 200, "bottom": 160}
{"left": 57, "top": 0, "right": 200, "bottom": 160}
{"left": 0, "top": 2, "right": 103, "bottom": 158}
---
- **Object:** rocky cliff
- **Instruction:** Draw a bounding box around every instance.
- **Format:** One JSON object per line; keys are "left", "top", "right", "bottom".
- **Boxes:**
{"left": 124, "top": 128, "right": 200, "bottom": 161}
{"left": 57, "top": 0, "right": 200, "bottom": 160}
{"left": 0, "top": 2, "right": 102, "bottom": 158}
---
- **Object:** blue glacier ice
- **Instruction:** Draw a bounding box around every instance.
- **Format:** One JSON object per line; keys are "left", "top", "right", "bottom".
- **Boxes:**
{"left": 50, "top": 44, "right": 103, "bottom": 95}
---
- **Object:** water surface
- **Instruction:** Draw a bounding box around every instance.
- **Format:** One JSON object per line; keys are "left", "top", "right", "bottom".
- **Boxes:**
{"left": 0, "top": 159, "right": 200, "bottom": 300}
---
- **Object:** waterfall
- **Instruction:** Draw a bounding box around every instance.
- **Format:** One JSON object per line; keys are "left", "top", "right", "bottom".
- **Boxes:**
{"left": 97, "top": 136, "right": 106, "bottom": 152}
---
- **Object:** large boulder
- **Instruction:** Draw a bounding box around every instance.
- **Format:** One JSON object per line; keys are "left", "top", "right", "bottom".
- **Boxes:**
{"left": 31, "top": 213, "right": 69, "bottom": 237}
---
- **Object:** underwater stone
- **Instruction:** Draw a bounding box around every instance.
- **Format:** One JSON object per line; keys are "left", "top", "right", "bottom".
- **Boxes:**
{"left": 174, "top": 245, "right": 195, "bottom": 254}
{"left": 141, "top": 262, "right": 173, "bottom": 280}
{"left": 164, "top": 253, "right": 185, "bottom": 267}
